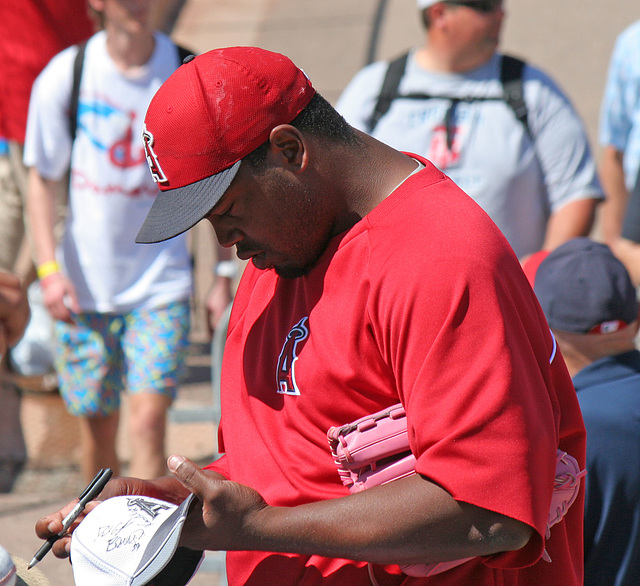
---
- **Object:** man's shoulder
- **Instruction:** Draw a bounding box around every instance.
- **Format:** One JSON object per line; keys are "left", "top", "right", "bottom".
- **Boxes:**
{"left": 365, "top": 161, "right": 514, "bottom": 266}
{"left": 43, "top": 37, "right": 90, "bottom": 72}
{"left": 575, "top": 350, "right": 640, "bottom": 397}
{"left": 494, "top": 52, "right": 552, "bottom": 89}
{"left": 615, "top": 18, "right": 640, "bottom": 48}
{"left": 32, "top": 38, "right": 87, "bottom": 97}
{"left": 338, "top": 60, "right": 389, "bottom": 98}
{"left": 502, "top": 55, "right": 570, "bottom": 107}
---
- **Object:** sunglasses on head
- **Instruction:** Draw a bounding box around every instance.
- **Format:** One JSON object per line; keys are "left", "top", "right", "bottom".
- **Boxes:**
{"left": 442, "top": 0, "right": 503, "bottom": 13}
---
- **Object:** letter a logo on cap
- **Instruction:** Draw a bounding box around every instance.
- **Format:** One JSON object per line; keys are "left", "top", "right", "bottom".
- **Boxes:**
{"left": 142, "top": 125, "right": 168, "bottom": 184}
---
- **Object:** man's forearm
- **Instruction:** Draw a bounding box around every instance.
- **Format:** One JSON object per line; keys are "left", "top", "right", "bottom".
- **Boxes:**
{"left": 599, "top": 145, "right": 628, "bottom": 244}
{"left": 542, "top": 197, "right": 598, "bottom": 251}
{"left": 246, "top": 474, "right": 532, "bottom": 565}
{"left": 26, "top": 168, "right": 61, "bottom": 266}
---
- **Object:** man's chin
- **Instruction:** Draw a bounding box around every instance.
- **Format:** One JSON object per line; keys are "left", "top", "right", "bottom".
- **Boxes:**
{"left": 273, "top": 264, "right": 312, "bottom": 279}
{"left": 251, "top": 250, "right": 323, "bottom": 279}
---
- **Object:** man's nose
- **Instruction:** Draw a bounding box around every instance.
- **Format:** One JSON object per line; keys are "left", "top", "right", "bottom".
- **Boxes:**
{"left": 208, "top": 218, "right": 244, "bottom": 249}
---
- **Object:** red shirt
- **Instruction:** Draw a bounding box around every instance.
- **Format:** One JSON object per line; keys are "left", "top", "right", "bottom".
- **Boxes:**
{"left": 0, "top": 0, "right": 94, "bottom": 142}
{"left": 206, "top": 157, "right": 585, "bottom": 585}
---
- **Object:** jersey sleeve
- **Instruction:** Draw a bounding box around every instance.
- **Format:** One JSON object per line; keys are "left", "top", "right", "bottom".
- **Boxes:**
{"left": 367, "top": 177, "right": 577, "bottom": 567}
{"left": 524, "top": 66, "right": 603, "bottom": 212}
{"left": 203, "top": 454, "right": 231, "bottom": 480}
{"left": 23, "top": 45, "right": 76, "bottom": 180}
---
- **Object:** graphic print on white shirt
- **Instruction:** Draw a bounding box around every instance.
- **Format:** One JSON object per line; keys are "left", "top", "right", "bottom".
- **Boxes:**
{"left": 428, "top": 122, "right": 464, "bottom": 170}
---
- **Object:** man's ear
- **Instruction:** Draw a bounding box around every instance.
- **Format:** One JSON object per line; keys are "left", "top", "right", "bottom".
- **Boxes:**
{"left": 427, "top": 2, "right": 450, "bottom": 26}
{"left": 267, "top": 125, "right": 308, "bottom": 172}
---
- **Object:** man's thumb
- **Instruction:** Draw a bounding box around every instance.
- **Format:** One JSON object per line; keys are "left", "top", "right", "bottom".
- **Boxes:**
{"left": 168, "top": 455, "right": 208, "bottom": 495}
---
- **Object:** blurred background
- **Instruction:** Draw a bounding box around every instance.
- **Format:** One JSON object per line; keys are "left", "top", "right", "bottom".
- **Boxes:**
{"left": 3, "top": 1, "right": 639, "bottom": 583}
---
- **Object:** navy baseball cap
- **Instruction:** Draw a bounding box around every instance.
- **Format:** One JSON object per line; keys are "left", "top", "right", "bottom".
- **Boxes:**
{"left": 527, "top": 238, "right": 639, "bottom": 334}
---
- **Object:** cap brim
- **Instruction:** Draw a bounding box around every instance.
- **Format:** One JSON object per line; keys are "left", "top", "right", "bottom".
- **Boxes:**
{"left": 147, "top": 547, "right": 204, "bottom": 586}
{"left": 131, "top": 493, "right": 202, "bottom": 586}
{"left": 136, "top": 160, "right": 241, "bottom": 244}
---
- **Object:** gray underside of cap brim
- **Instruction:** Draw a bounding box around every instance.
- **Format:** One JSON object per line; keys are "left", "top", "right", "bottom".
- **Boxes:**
{"left": 136, "top": 161, "right": 241, "bottom": 244}
{"left": 132, "top": 493, "right": 197, "bottom": 585}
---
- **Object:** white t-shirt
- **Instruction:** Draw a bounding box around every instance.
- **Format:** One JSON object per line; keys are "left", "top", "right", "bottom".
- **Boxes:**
{"left": 337, "top": 51, "right": 603, "bottom": 258}
{"left": 24, "top": 31, "right": 192, "bottom": 313}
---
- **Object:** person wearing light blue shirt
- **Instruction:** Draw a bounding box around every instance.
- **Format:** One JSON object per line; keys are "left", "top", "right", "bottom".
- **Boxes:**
{"left": 600, "top": 20, "right": 640, "bottom": 284}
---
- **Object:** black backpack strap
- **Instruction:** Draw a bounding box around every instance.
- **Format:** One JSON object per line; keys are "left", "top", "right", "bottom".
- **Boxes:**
{"left": 500, "top": 54, "right": 531, "bottom": 139}
{"left": 367, "top": 52, "right": 410, "bottom": 133}
{"left": 176, "top": 44, "right": 195, "bottom": 65}
{"left": 368, "top": 52, "right": 533, "bottom": 140}
{"left": 69, "top": 40, "right": 87, "bottom": 143}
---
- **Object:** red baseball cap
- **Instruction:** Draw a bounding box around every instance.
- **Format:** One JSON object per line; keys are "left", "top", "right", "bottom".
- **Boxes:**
{"left": 136, "top": 46, "right": 316, "bottom": 244}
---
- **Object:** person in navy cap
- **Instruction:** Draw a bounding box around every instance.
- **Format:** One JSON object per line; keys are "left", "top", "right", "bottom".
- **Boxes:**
{"left": 525, "top": 237, "right": 640, "bottom": 586}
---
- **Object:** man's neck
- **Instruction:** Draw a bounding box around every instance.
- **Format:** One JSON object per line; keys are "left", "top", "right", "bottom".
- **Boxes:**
{"left": 554, "top": 326, "right": 639, "bottom": 377}
{"left": 416, "top": 43, "right": 494, "bottom": 74}
{"left": 105, "top": 28, "right": 156, "bottom": 72}
{"left": 332, "top": 133, "right": 422, "bottom": 234}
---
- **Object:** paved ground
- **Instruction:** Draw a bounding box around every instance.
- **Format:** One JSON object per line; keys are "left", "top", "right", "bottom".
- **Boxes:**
{"left": 1, "top": 341, "right": 223, "bottom": 585}
{"left": 3, "top": 1, "right": 640, "bottom": 584}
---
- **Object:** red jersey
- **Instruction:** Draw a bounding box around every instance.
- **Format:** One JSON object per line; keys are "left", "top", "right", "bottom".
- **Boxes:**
{"left": 0, "top": 0, "right": 94, "bottom": 142}
{"left": 206, "top": 156, "right": 585, "bottom": 585}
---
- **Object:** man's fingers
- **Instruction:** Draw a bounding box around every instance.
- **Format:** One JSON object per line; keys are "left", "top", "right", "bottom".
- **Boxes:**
{"left": 35, "top": 500, "right": 78, "bottom": 539}
{"left": 34, "top": 515, "right": 60, "bottom": 540}
{"left": 34, "top": 499, "right": 103, "bottom": 559}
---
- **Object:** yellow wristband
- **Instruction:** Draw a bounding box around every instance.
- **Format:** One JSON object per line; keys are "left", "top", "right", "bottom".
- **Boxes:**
{"left": 37, "top": 260, "right": 61, "bottom": 280}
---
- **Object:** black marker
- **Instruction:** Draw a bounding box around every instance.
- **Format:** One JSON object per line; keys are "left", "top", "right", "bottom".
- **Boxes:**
{"left": 28, "top": 468, "right": 112, "bottom": 569}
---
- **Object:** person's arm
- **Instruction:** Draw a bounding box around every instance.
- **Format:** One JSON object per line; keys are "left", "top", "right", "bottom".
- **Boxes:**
{"left": 0, "top": 271, "right": 30, "bottom": 358}
{"left": 26, "top": 168, "right": 79, "bottom": 322}
{"left": 528, "top": 65, "right": 602, "bottom": 252}
{"left": 599, "top": 145, "right": 628, "bottom": 245}
{"left": 34, "top": 456, "right": 532, "bottom": 565}
{"left": 596, "top": 145, "right": 640, "bottom": 284}
{"left": 171, "top": 456, "right": 533, "bottom": 565}
{"left": 205, "top": 244, "right": 237, "bottom": 335}
{"left": 541, "top": 197, "right": 598, "bottom": 251}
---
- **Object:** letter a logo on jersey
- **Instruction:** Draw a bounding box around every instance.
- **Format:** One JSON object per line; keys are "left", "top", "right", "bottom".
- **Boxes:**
{"left": 142, "top": 124, "right": 168, "bottom": 184}
{"left": 276, "top": 317, "right": 309, "bottom": 396}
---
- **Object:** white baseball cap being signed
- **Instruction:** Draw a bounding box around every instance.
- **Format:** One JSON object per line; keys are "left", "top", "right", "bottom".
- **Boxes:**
{"left": 417, "top": 0, "right": 440, "bottom": 8}
{"left": 70, "top": 494, "right": 203, "bottom": 586}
